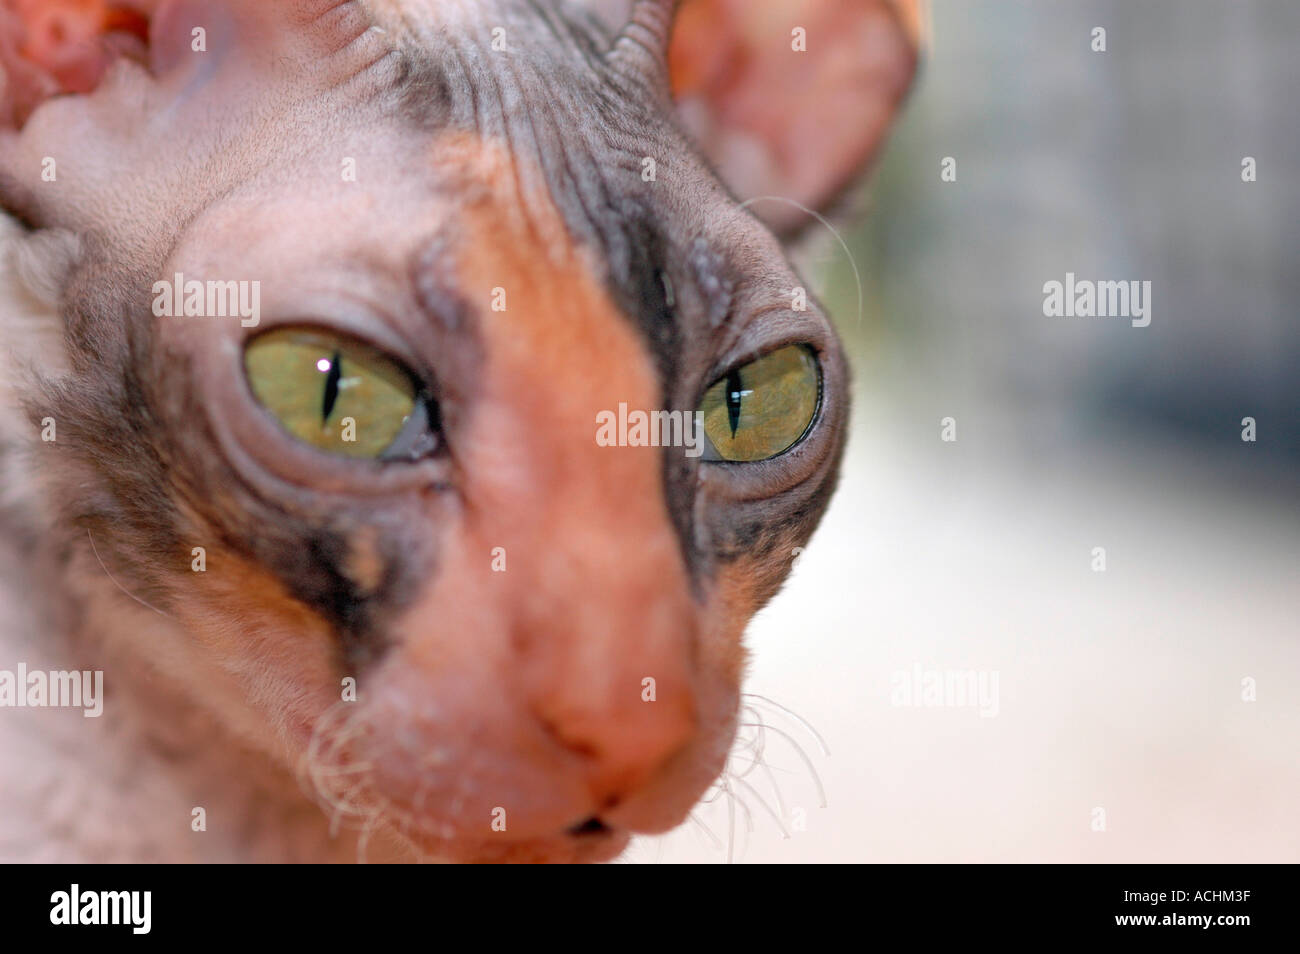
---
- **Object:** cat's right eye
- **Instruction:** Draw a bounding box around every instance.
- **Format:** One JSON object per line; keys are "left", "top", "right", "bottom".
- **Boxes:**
{"left": 243, "top": 327, "right": 437, "bottom": 461}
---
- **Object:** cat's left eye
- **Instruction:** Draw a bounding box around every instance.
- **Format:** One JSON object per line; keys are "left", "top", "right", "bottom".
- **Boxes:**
{"left": 698, "top": 344, "right": 821, "bottom": 462}
{"left": 243, "top": 327, "right": 437, "bottom": 460}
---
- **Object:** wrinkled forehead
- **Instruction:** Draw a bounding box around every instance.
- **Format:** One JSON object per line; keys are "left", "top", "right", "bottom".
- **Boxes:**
{"left": 151, "top": 0, "right": 836, "bottom": 451}
{"left": 164, "top": 126, "right": 633, "bottom": 358}
{"left": 370, "top": 3, "right": 814, "bottom": 332}
{"left": 172, "top": 85, "right": 813, "bottom": 396}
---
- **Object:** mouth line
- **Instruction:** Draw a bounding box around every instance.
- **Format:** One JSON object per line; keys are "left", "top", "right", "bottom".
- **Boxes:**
{"left": 565, "top": 816, "right": 615, "bottom": 839}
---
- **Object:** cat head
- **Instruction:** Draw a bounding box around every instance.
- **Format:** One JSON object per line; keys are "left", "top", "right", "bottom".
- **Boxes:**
{"left": 0, "top": 0, "right": 920, "bottom": 861}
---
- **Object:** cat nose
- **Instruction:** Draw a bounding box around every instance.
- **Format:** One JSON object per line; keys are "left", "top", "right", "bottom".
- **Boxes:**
{"left": 530, "top": 654, "right": 699, "bottom": 809}
{"left": 512, "top": 525, "right": 701, "bottom": 810}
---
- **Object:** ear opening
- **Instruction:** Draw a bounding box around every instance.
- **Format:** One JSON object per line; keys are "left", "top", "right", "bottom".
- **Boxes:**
{"left": 0, "top": 0, "right": 150, "bottom": 126}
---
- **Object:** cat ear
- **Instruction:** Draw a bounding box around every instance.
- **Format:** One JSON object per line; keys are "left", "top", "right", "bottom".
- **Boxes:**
{"left": 0, "top": 0, "right": 392, "bottom": 235}
{"left": 673, "top": 0, "right": 923, "bottom": 233}
{"left": 613, "top": 0, "right": 924, "bottom": 235}
{"left": 0, "top": 0, "right": 386, "bottom": 128}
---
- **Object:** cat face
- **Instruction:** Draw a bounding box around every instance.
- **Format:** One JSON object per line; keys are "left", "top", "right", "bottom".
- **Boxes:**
{"left": 2, "top": 0, "right": 918, "bottom": 861}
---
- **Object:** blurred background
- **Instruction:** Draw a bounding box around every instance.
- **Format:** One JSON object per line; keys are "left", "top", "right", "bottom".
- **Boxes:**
{"left": 637, "top": 0, "right": 1299, "bottom": 862}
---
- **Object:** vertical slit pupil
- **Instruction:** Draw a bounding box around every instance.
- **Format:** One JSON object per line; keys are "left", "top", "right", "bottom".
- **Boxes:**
{"left": 725, "top": 368, "right": 743, "bottom": 438}
{"left": 322, "top": 350, "right": 342, "bottom": 422}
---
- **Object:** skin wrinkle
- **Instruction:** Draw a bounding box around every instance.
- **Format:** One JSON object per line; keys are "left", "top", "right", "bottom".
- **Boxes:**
{"left": 524, "top": 0, "right": 603, "bottom": 69}
{"left": 516, "top": 61, "right": 608, "bottom": 271}
{"left": 494, "top": 48, "right": 569, "bottom": 251}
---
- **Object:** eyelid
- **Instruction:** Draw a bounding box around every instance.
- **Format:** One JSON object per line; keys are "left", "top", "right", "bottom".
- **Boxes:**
{"left": 707, "top": 286, "right": 829, "bottom": 358}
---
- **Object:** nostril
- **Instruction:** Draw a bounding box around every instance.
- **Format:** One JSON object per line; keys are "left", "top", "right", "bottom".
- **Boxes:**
{"left": 566, "top": 817, "right": 611, "bottom": 838}
{"left": 538, "top": 715, "right": 601, "bottom": 759}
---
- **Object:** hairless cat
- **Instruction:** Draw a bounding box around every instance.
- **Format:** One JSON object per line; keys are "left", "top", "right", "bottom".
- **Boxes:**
{"left": 0, "top": 0, "right": 919, "bottom": 862}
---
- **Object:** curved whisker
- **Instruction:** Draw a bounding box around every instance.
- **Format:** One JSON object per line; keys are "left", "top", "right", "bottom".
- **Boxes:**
{"left": 733, "top": 776, "right": 789, "bottom": 839}
{"left": 688, "top": 811, "right": 724, "bottom": 851}
{"left": 739, "top": 722, "right": 828, "bottom": 809}
{"left": 725, "top": 781, "right": 737, "bottom": 864}
{"left": 742, "top": 692, "right": 831, "bottom": 756}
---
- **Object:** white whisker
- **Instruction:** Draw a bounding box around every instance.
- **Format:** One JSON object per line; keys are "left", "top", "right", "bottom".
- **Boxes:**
{"left": 688, "top": 811, "right": 724, "bottom": 851}
{"left": 726, "top": 783, "right": 736, "bottom": 864}
{"left": 743, "top": 692, "right": 831, "bottom": 756}
{"left": 86, "top": 529, "right": 173, "bottom": 620}
{"left": 733, "top": 776, "right": 789, "bottom": 839}
{"left": 739, "top": 722, "right": 828, "bottom": 808}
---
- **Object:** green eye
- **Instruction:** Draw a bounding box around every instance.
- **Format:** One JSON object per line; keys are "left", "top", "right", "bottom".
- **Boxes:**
{"left": 243, "top": 328, "right": 427, "bottom": 459}
{"left": 698, "top": 345, "right": 821, "bottom": 462}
